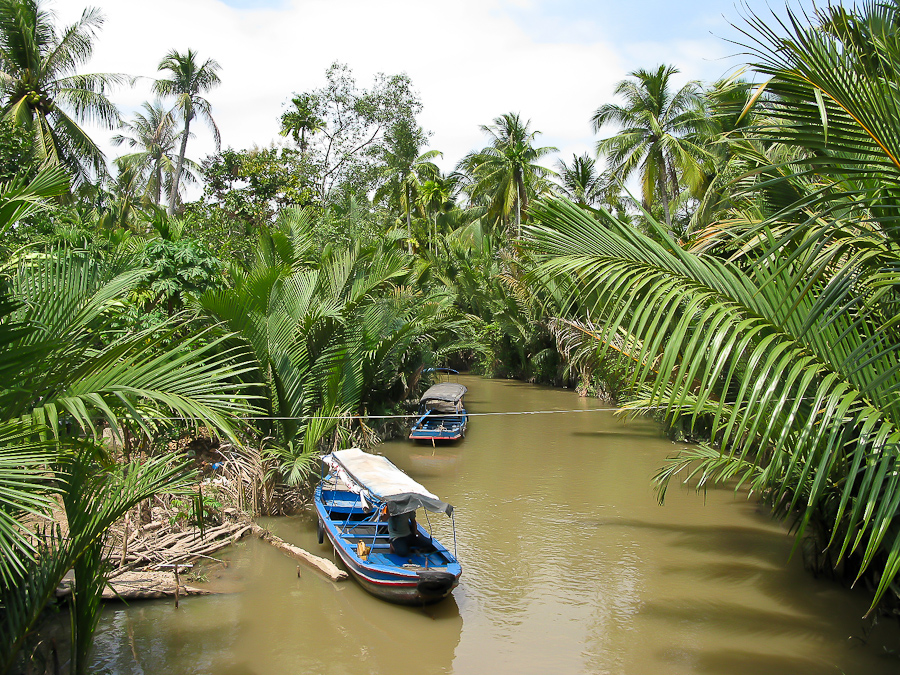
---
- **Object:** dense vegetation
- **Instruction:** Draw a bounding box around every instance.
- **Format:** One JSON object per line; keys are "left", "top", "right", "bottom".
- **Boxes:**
{"left": 1, "top": 0, "right": 899, "bottom": 670}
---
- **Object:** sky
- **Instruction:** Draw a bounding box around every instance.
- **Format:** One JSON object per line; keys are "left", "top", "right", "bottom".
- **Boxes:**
{"left": 52, "top": 0, "right": 803, "bottom": 185}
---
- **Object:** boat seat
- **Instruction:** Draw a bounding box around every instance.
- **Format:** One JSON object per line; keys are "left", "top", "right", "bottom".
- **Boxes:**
{"left": 322, "top": 499, "right": 367, "bottom": 510}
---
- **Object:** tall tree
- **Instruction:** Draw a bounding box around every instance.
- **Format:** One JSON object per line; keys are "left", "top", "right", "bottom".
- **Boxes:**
{"left": 418, "top": 173, "right": 456, "bottom": 252}
{"left": 154, "top": 49, "right": 221, "bottom": 215}
{"left": 293, "top": 63, "right": 424, "bottom": 205}
{"left": 458, "top": 112, "right": 556, "bottom": 237}
{"left": 554, "top": 153, "right": 605, "bottom": 207}
{"left": 0, "top": 0, "right": 128, "bottom": 182}
{"left": 111, "top": 100, "right": 183, "bottom": 206}
{"left": 592, "top": 64, "right": 709, "bottom": 230}
{"left": 279, "top": 94, "right": 322, "bottom": 153}
{"left": 375, "top": 118, "right": 439, "bottom": 252}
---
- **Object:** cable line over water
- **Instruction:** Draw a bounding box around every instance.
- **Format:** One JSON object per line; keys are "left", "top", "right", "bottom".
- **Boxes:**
{"left": 150, "top": 406, "right": 668, "bottom": 422}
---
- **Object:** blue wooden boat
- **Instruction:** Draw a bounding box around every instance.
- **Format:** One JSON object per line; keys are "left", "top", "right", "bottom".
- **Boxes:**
{"left": 409, "top": 381, "right": 468, "bottom": 442}
{"left": 314, "top": 448, "right": 461, "bottom": 605}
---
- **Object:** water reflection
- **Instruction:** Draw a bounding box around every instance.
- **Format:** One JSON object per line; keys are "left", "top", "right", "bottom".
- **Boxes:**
{"left": 407, "top": 449, "right": 462, "bottom": 477}
{"left": 93, "top": 375, "right": 900, "bottom": 674}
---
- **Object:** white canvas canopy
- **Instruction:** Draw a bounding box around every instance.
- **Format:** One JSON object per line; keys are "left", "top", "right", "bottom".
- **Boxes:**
{"left": 323, "top": 448, "right": 453, "bottom": 516}
{"left": 419, "top": 383, "right": 467, "bottom": 414}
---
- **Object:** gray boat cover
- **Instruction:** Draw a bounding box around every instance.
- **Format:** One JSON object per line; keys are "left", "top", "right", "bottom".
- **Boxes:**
{"left": 323, "top": 448, "right": 453, "bottom": 516}
{"left": 419, "top": 382, "right": 467, "bottom": 404}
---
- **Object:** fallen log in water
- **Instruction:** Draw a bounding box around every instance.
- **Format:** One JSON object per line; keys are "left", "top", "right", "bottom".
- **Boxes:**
{"left": 57, "top": 571, "right": 215, "bottom": 601}
{"left": 250, "top": 523, "right": 348, "bottom": 581}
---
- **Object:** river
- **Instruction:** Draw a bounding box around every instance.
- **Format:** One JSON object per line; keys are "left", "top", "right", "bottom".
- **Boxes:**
{"left": 91, "top": 375, "right": 900, "bottom": 674}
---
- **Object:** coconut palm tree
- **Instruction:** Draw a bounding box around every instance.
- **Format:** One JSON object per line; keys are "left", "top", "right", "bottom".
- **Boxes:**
{"left": 111, "top": 100, "right": 186, "bottom": 206}
{"left": 375, "top": 119, "right": 440, "bottom": 252}
{"left": 0, "top": 0, "right": 128, "bottom": 182}
{"left": 153, "top": 49, "right": 221, "bottom": 215}
{"left": 279, "top": 94, "right": 322, "bottom": 154}
{"left": 458, "top": 113, "right": 557, "bottom": 237}
{"left": 554, "top": 153, "right": 605, "bottom": 207}
{"left": 419, "top": 173, "right": 455, "bottom": 252}
{"left": 592, "top": 65, "right": 710, "bottom": 230}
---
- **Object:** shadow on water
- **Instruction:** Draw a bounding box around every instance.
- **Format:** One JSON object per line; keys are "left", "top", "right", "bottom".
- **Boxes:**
{"left": 659, "top": 648, "right": 846, "bottom": 675}
{"left": 660, "top": 559, "right": 781, "bottom": 583}
{"left": 605, "top": 517, "right": 791, "bottom": 565}
{"left": 640, "top": 599, "right": 825, "bottom": 638}
{"left": 570, "top": 429, "right": 665, "bottom": 439}
{"left": 579, "top": 515, "right": 876, "bottom": 620}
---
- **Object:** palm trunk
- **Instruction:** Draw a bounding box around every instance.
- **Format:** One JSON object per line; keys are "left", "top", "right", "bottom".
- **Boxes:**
{"left": 169, "top": 114, "right": 192, "bottom": 216}
{"left": 406, "top": 183, "right": 412, "bottom": 254}
{"left": 661, "top": 186, "right": 672, "bottom": 231}
{"left": 515, "top": 170, "right": 526, "bottom": 238}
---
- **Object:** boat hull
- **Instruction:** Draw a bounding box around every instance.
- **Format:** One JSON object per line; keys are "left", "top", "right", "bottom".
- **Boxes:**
{"left": 327, "top": 536, "right": 458, "bottom": 605}
{"left": 408, "top": 413, "right": 468, "bottom": 442}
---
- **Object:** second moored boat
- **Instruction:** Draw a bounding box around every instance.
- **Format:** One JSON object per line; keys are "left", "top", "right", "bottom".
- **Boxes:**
{"left": 409, "top": 378, "right": 468, "bottom": 443}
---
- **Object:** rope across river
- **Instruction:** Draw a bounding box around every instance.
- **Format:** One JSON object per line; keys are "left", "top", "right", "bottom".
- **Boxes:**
{"left": 150, "top": 406, "right": 668, "bottom": 422}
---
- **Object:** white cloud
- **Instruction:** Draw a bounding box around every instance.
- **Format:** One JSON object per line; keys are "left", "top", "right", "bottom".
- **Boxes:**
{"left": 51, "top": 0, "right": 733, "bottom": 186}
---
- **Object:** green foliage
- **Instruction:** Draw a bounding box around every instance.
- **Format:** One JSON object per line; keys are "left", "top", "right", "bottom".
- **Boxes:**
{"left": 139, "top": 237, "right": 223, "bottom": 315}
{"left": 431, "top": 220, "right": 565, "bottom": 384}
{"left": 0, "top": 163, "right": 69, "bottom": 238}
{"left": 201, "top": 146, "right": 315, "bottom": 227}
{"left": 0, "top": 118, "right": 35, "bottom": 182}
{"left": 200, "top": 207, "right": 469, "bottom": 483}
{"left": 0, "top": 420, "right": 56, "bottom": 587}
{"left": 169, "top": 487, "right": 223, "bottom": 527}
{"left": 311, "top": 196, "right": 384, "bottom": 251}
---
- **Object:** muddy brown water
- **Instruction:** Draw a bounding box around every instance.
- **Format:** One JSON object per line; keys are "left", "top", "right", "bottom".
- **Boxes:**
{"left": 91, "top": 375, "right": 900, "bottom": 674}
